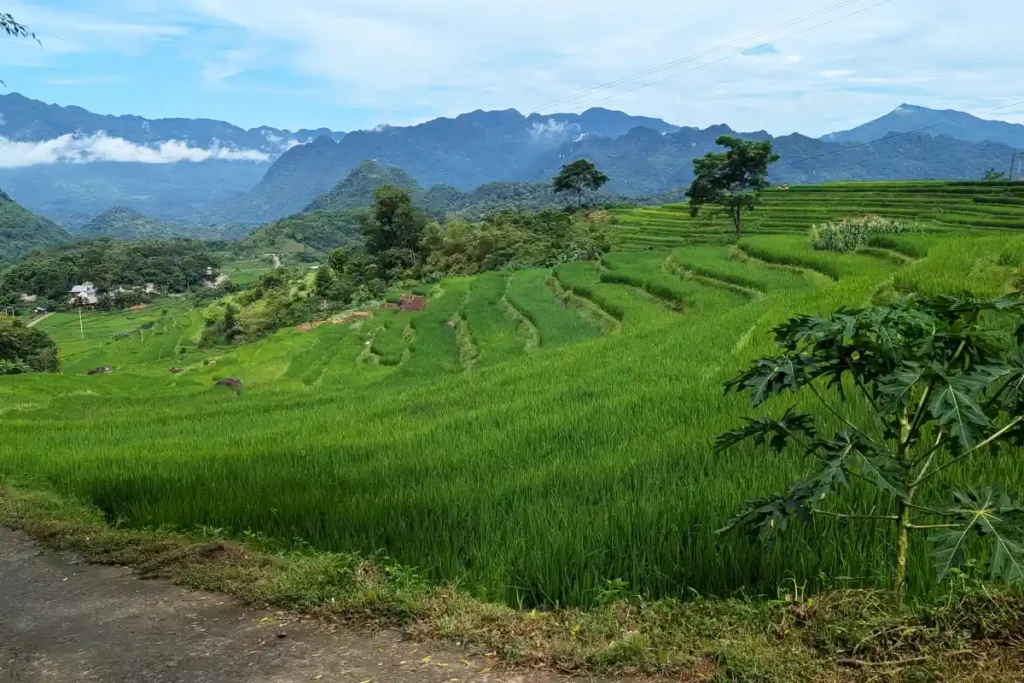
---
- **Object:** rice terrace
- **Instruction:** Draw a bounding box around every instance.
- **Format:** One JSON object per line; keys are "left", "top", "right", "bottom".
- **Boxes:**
{"left": 4, "top": 4, "right": 1024, "bottom": 676}
{"left": 6, "top": 176, "right": 1024, "bottom": 679}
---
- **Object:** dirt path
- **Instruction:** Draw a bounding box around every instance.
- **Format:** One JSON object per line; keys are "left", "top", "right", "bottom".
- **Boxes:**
{"left": 26, "top": 312, "right": 52, "bottom": 328}
{"left": 0, "top": 528, "right": 606, "bottom": 683}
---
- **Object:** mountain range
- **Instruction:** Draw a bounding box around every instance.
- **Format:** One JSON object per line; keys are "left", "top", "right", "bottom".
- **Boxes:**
{"left": 200, "top": 107, "right": 680, "bottom": 225}
{"left": 1, "top": 94, "right": 1022, "bottom": 238}
{"left": 0, "top": 92, "right": 345, "bottom": 228}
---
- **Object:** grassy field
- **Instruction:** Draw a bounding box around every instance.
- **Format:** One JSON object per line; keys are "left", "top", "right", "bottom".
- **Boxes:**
{"left": 4, "top": 181, "right": 1024, "bottom": 613}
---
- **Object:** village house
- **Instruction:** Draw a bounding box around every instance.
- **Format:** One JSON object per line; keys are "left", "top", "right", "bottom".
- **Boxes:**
{"left": 69, "top": 282, "right": 99, "bottom": 306}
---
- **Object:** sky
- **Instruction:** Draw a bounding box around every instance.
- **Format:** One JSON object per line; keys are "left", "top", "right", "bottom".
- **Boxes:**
{"left": 0, "top": 0, "right": 1022, "bottom": 137}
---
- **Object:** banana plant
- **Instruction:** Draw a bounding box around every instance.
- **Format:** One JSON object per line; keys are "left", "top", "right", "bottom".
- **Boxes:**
{"left": 716, "top": 294, "right": 1024, "bottom": 591}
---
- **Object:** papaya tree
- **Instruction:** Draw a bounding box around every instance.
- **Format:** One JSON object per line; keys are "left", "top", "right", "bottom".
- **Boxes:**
{"left": 716, "top": 294, "right": 1024, "bottom": 591}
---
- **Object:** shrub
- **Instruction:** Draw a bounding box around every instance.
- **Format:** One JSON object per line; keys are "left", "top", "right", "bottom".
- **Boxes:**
{"left": 810, "top": 215, "right": 908, "bottom": 252}
{"left": 0, "top": 314, "right": 59, "bottom": 373}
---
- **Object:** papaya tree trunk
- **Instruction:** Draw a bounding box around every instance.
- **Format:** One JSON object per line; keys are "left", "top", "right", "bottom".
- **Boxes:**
{"left": 895, "top": 500, "right": 911, "bottom": 592}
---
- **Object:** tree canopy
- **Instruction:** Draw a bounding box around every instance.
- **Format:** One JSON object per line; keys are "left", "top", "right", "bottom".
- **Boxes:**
{"left": 685, "top": 135, "right": 780, "bottom": 240}
{"left": 552, "top": 159, "right": 609, "bottom": 208}
{"left": 0, "top": 314, "right": 57, "bottom": 375}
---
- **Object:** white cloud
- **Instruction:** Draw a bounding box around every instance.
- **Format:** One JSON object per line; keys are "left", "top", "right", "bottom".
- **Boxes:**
{"left": 528, "top": 119, "right": 580, "bottom": 143}
{"left": 260, "top": 129, "right": 300, "bottom": 150}
{"left": 819, "top": 69, "right": 856, "bottom": 79}
{"left": 0, "top": 132, "right": 270, "bottom": 168}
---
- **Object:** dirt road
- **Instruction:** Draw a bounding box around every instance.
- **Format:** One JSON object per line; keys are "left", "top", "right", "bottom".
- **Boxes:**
{"left": 25, "top": 312, "right": 52, "bottom": 328}
{"left": 0, "top": 528, "right": 603, "bottom": 683}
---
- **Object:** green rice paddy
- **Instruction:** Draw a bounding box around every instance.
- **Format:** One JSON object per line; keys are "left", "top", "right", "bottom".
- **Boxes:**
{"left": 4, "top": 181, "right": 1024, "bottom": 609}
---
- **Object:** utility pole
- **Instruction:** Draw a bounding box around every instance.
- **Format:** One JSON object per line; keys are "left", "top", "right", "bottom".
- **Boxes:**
{"left": 79, "top": 308, "right": 84, "bottom": 339}
{"left": 1011, "top": 154, "right": 1019, "bottom": 181}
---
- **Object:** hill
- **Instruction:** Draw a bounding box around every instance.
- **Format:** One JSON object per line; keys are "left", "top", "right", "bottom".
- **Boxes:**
{"left": 0, "top": 189, "right": 69, "bottom": 265}
{"left": 521, "top": 127, "right": 1022, "bottom": 195}
{"left": 204, "top": 108, "right": 679, "bottom": 225}
{"left": 77, "top": 207, "right": 188, "bottom": 240}
{"left": 241, "top": 209, "right": 364, "bottom": 261}
{"left": 823, "top": 103, "right": 1024, "bottom": 148}
{"left": 304, "top": 160, "right": 420, "bottom": 212}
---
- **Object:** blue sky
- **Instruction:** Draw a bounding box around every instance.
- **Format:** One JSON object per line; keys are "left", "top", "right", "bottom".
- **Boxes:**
{"left": 0, "top": 0, "right": 1022, "bottom": 136}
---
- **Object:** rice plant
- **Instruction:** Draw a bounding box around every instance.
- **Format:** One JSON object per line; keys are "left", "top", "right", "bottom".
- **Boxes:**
{"left": 6, "top": 182, "right": 1024, "bottom": 610}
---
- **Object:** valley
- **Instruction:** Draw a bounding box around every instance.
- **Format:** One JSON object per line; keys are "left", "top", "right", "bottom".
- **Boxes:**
{"left": 4, "top": 78, "right": 1024, "bottom": 682}
{"left": 5, "top": 181, "right": 1024, "bottom": 610}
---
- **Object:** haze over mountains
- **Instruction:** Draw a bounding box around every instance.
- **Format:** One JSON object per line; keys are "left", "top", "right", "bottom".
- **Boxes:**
{"left": 0, "top": 93, "right": 1021, "bottom": 237}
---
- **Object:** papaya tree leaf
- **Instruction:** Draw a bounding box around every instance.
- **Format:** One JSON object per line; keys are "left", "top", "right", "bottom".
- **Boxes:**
{"left": 930, "top": 375, "right": 990, "bottom": 452}
{"left": 877, "top": 361, "right": 927, "bottom": 413}
{"left": 714, "top": 408, "right": 817, "bottom": 453}
{"left": 932, "top": 488, "right": 1024, "bottom": 584}
{"left": 724, "top": 356, "right": 812, "bottom": 406}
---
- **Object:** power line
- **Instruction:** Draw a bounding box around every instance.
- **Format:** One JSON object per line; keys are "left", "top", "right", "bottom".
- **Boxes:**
{"left": 570, "top": 0, "right": 896, "bottom": 112}
{"left": 531, "top": 0, "right": 871, "bottom": 113}
{"left": 771, "top": 99, "right": 1024, "bottom": 170}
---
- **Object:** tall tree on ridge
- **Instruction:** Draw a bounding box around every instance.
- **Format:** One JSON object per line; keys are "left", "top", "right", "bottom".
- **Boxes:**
{"left": 552, "top": 159, "right": 609, "bottom": 209}
{"left": 686, "top": 135, "right": 779, "bottom": 241}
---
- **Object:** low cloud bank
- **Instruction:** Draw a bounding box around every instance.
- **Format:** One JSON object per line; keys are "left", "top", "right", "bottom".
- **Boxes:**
{"left": 0, "top": 132, "right": 271, "bottom": 168}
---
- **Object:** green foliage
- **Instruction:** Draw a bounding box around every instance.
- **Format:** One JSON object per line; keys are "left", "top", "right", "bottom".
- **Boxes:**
{"left": 242, "top": 209, "right": 363, "bottom": 260}
{"left": 551, "top": 159, "right": 610, "bottom": 208}
{"left": 0, "top": 191, "right": 69, "bottom": 266}
{"left": 686, "top": 135, "right": 779, "bottom": 240}
{"left": 0, "top": 238, "right": 221, "bottom": 308}
{"left": 984, "top": 168, "right": 1007, "bottom": 181}
{"left": 0, "top": 314, "right": 58, "bottom": 373}
{"left": 359, "top": 186, "right": 429, "bottom": 281}
{"left": 809, "top": 215, "right": 909, "bottom": 252}
{"left": 717, "top": 295, "right": 1024, "bottom": 590}
{"left": 422, "top": 209, "right": 613, "bottom": 276}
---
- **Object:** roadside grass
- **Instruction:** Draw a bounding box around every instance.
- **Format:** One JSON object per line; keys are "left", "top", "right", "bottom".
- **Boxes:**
{"left": 4, "top": 484, "right": 1023, "bottom": 683}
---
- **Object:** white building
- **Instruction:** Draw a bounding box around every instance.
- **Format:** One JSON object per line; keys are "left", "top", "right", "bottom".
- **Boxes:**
{"left": 69, "top": 282, "right": 99, "bottom": 306}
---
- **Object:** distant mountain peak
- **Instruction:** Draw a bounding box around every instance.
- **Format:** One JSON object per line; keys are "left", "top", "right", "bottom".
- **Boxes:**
{"left": 823, "top": 102, "right": 1024, "bottom": 148}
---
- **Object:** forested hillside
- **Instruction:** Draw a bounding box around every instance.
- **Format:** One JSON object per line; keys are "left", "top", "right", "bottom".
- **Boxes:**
{"left": 0, "top": 238, "right": 221, "bottom": 307}
{"left": 76, "top": 207, "right": 189, "bottom": 240}
{"left": 0, "top": 189, "right": 69, "bottom": 265}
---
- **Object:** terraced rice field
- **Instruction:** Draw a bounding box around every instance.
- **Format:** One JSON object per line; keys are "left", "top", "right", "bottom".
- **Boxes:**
{"left": 4, "top": 181, "right": 1024, "bottom": 610}
{"left": 613, "top": 180, "right": 1024, "bottom": 250}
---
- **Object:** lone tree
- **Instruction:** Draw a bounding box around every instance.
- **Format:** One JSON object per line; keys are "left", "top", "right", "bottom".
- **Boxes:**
{"left": 552, "top": 159, "right": 609, "bottom": 209}
{"left": 686, "top": 135, "right": 779, "bottom": 241}
{"left": 984, "top": 168, "right": 1007, "bottom": 181}
{"left": 716, "top": 294, "right": 1024, "bottom": 593}
{"left": 360, "top": 185, "right": 429, "bottom": 280}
